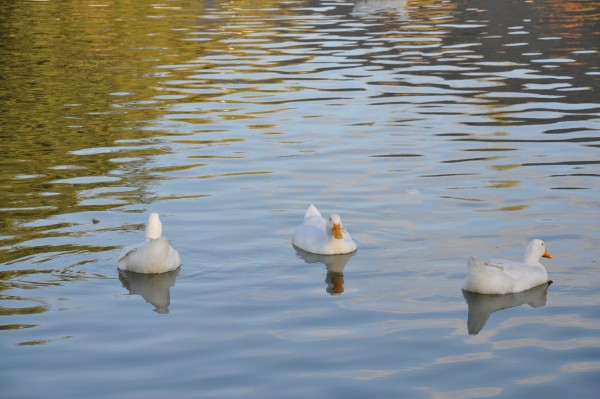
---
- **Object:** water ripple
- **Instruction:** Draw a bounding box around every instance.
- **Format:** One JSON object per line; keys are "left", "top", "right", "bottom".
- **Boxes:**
{"left": 0, "top": 0, "right": 599, "bottom": 397}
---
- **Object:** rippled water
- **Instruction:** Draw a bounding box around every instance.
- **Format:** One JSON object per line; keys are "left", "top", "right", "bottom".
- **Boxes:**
{"left": 1, "top": 0, "right": 599, "bottom": 398}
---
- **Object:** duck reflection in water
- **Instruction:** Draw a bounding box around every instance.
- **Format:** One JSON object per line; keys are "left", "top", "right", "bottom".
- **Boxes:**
{"left": 462, "top": 281, "right": 552, "bottom": 335}
{"left": 294, "top": 247, "right": 355, "bottom": 295}
{"left": 119, "top": 268, "right": 180, "bottom": 314}
{"left": 352, "top": 0, "right": 408, "bottom": 16}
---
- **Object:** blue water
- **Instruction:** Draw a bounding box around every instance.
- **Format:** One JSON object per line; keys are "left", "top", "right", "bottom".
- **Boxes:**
{"left": 1, "top": 0, "right": 599, "bottom": 398}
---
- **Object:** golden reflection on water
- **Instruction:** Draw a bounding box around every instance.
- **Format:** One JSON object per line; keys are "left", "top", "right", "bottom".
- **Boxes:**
{"left": 0, "top": 1, "right": 251, "bottom": 278}
{"left": 0, "top": 1, "right": 201, "bottom": 232}
{"left": 0, "top": 0, "right": 331, "bottom": 316}
{"left": 15, "top": 336, "right": 72, "bottom": 347}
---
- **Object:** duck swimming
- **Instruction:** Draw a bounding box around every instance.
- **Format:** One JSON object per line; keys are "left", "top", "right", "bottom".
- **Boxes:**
{"left": 292, "top": 204, "right": 357, "bottom": 255}
{"left": 463, "top": 239, "right": 552, "bottom": 295}
{"left": 118, "top": 213, "right": 181, "bottom": 274}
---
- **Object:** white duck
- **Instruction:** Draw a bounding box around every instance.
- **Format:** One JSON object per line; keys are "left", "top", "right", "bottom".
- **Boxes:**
{"left": 463, "top": 239, "right": 553, "bottom": 295}
{"left": 292, "top": 204, "right": 357, "bottom": 255}
{"left": 118, "top": 213, "right": 181, "bottom": 274}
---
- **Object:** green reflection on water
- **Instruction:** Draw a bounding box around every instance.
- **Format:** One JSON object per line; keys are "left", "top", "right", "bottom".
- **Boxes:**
{"left": 0, "top": 0, "right": 309, "bottom": 318}
{"left": 0, "top": 1, "right": 212, "bottom": 320}
{"left": 0, "top": 1, "right": 207, "bottom": 265}
{"left": 0, "top": 0, "right": 202, "bottom": 216}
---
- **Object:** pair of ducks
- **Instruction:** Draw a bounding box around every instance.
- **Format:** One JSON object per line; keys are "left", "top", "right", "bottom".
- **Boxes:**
{"left": 118, "top": 205, "right": 553, "bottom": 295}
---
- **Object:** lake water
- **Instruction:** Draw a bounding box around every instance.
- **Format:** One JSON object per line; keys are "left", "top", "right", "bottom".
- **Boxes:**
{"left": 1, "top": 0, "right": 599, "bottom": 397}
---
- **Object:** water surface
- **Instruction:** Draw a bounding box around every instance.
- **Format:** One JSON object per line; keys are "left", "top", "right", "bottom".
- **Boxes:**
{"left": 1, "top": 0, "right": 599, "bottom": 398}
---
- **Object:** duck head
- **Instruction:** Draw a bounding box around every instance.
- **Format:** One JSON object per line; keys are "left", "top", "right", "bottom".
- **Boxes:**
{"left": 524, "top": 239, "right": 552, "bottom": 264}
{"left": 327, "top": 214, "right": 344, "bottom": 239}
{"left": 145, "top": 213, "right": 163, "bottom": 239}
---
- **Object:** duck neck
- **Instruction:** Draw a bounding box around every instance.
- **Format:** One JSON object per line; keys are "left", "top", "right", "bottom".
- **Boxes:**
{"left": 325, "top": 232, "right": 345, "bottom": 252}
{"left": 523, "top": 252, "right": 541, "bottom": 265}
{"left": 145, "top": 217, "right": 162, "bottom": 239}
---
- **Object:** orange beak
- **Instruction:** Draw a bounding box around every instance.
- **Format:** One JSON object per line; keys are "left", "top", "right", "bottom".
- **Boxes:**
{"left": 543, "top": 248, "right": 552, "bottom": 259}
{"left": 332, "top": 223, "right": 343, "bottom": 239}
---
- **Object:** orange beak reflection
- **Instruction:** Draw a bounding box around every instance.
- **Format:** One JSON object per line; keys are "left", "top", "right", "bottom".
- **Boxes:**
{"left": 332, "top": 223, "right": 343, "bottom": 239}
{"left": 543, "top": 248, "right": 553, "bottom": 259}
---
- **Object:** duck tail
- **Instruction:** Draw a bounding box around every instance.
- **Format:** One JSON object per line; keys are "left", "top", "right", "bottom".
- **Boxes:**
{"left": 304, "top": 204, "right": 321, "bottom": 218}
{"left": 467, "top": 256, "right": 482, "bottom": 270}
{"left": 463, "top": 256, "right": 488, "bottom": 291}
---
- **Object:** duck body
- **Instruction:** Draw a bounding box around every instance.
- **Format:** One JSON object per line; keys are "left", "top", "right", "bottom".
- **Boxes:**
{"left": 118, "top": 213, "right": 181, "bottom": 274}
{"left": 463, "top": 239, "right": 552, "bottom": 295}
{"left": 292, "top": 204, "right": 357, "bottom": 255}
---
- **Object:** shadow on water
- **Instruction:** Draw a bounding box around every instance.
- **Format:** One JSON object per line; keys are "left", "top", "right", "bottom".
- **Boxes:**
{"left": 119, "top": 268, "right": 180, "bottom": 314}
{"left": 294, "top": 246, "right": 356, "bottom": 295}
{"left": 462, "top": 281, "right": 552, "bottom": 335}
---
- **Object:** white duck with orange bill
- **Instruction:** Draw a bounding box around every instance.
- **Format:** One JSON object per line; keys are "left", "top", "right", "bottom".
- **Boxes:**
{"left": 463, "top": 239, "right": 553, "bottom": 295}
{"left": 292, "top": 204, "right": 357, "bottom": 255}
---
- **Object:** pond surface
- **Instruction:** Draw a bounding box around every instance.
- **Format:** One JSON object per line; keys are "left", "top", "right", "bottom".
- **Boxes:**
{"left": 1, "top": 0, "right": 599, "bottom": 398}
